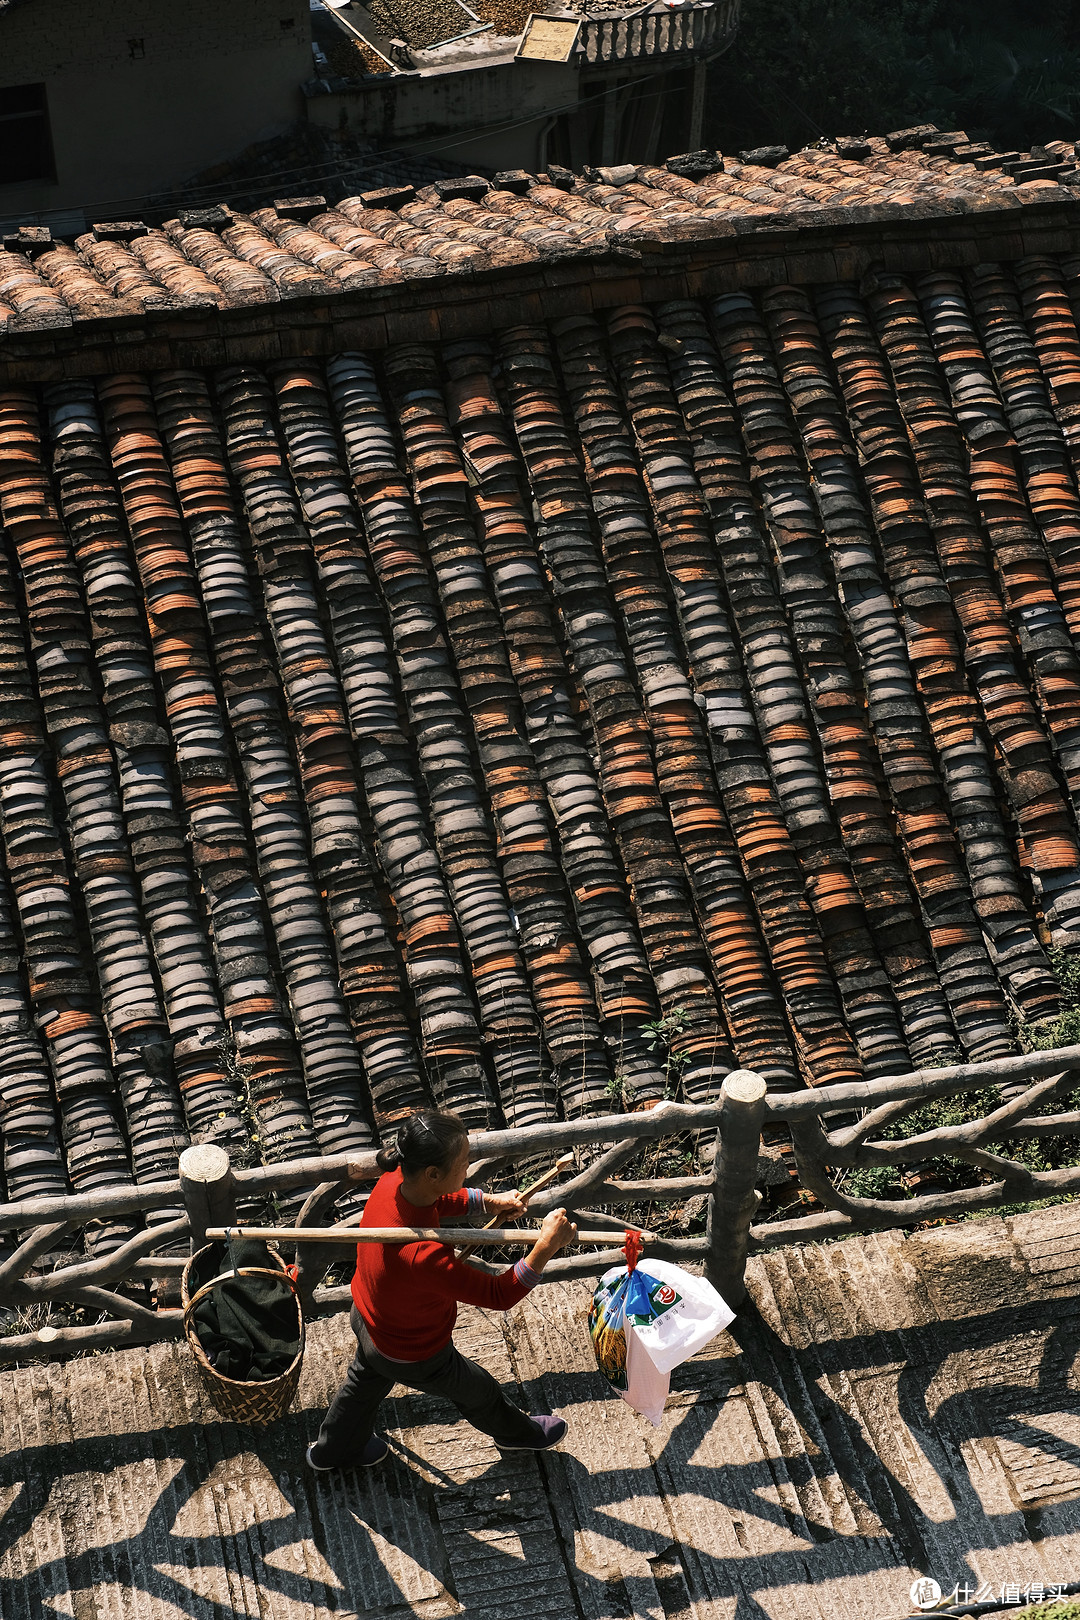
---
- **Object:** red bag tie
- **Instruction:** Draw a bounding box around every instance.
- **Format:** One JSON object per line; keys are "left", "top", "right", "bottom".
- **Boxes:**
{"left": 623, "top": 1230, "right": 642, "bottom": 1272}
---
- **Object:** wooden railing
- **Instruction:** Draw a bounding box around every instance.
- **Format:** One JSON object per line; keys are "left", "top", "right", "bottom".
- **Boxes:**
{"left": 575, "top": 0, "right": 739, "bottom": 68}
{"left": 2, "top": 1043, "right": 1080, "bottom": 1364}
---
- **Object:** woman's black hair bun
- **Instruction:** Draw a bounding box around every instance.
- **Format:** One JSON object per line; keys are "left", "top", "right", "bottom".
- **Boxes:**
{"left": 384, "top": 1109, "right": 466, "bottom": 1177}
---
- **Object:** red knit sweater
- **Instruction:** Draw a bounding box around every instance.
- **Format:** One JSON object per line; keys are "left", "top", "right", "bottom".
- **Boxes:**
{"left": 351, "top": 1170, "right": 537, "bottom": 1361}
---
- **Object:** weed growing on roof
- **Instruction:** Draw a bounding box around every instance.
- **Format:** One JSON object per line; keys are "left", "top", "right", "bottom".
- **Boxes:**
{"left": 642, "top": 1006, "right": 692, "bottom": 1094}
{"left": 216, "top": 1033, "right": 262, "bottom": 1172}
{"left": 1020, "top": 946, "right": 1080, "bottom": 1053}
{"left": 211, "top": 1034, "right": 306, "bottom": 1224}
{"left": 605, "top": 1070, "right": 637, "bottom": 1109}
{"left": 844, "top": 949, "right": 1080, "bottom": 1212}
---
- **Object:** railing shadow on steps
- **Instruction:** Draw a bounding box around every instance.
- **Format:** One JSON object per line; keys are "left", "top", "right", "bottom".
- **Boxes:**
{"left": 2, "top": 1042, "right": 1080, "bottom": 1364}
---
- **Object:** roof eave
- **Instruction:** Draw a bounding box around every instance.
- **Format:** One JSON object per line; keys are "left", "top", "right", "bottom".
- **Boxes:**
{"left": 2, "top": 186, "right": 1078, "bottom": 384}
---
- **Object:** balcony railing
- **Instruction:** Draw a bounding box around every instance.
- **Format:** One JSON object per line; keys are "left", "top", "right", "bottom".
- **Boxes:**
{"left": 4, "top": 1040, "right": 1080, "bottom": 1363}
{"left": 575, "top": 0, "right": 738, "bottom": 67}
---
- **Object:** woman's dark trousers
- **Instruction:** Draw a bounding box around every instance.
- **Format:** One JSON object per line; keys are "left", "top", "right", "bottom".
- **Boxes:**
{"left": 312, "top": 1305, "right": 544, "bottom": 1464}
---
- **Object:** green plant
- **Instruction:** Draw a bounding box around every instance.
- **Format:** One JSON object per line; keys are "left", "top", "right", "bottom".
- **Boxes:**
{"left": 832, "top": 1069, "right": 1080, "bottom": 1219}
{"left": 917, "top": 16, "right": 1080, "bottom": 148}
{"left": 830, "top": 943, "right": 1080, "bottom": 1218}
{"left": 706, "top": 0, "right": 1080, "bottom": 163}
{"left": 642, "top": 1006, "right": 693, "bottom": 1093}
{"left": 1021, "top": 947, "right": 1080, "bottom": 1053}
{"left": 842, "top": 1165, "right": 906, "bottom": 1201}
{"left": 643, "top": 1007, "right": 691, "bottom": 1044}
{"left": 605, "top": 1070, "right": 637, "bottom": 1109}
{"left": 217, "top": 1033, "right": 261, "bottom": 1171}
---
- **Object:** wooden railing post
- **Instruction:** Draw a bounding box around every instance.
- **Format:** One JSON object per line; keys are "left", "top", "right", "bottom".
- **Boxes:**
{"left": 705, "top": 1070, "right": 767, "bottom": 1308}
{"left": 689, "top": 58, "right": 707, "bottom": 148}
{"left": 179, "top": 1144, "right": 236, "bottom": 1253}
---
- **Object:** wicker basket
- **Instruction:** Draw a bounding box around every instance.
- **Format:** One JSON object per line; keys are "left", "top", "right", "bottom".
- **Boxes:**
{"left": 181, "top": 1243, "right": 305, "bottom": 1426}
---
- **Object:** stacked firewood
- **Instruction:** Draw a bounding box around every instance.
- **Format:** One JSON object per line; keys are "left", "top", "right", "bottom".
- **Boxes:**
{"left": 443, "top": 339, "right": 664, "bottom": 1105}
{"left": 322, "top": 355, "right": 498, "bottom": 1128}
{"left": 763, "top": 286, "right": 1060, "bottom": 1032}
{"left": 6, "top": 220, "right": 1080, "bottom": 1222}
{"left": 608, "top": 305, "right": 912, "bottom": 1083}
{"left": 0, "top": 395, "right": 137, "bottom": 1243}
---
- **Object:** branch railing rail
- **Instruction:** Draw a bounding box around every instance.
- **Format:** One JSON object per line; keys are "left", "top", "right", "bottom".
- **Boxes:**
{"left": 1, "top": 1043, "right": 1079, "bottom": 1364}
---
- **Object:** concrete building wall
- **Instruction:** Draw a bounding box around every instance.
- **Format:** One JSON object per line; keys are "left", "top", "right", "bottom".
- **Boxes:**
{"left": 306, "top": 59, "right": 577, "bottom": 173}
{"left": 0, "top": 0, "right": 312, "bottom": 224}
{"left": 305, "top": 52, "right": 703, "bottom": 172}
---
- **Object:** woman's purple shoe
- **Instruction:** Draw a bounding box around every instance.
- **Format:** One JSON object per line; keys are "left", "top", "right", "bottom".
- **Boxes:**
{"left": 498, "top": 1415, "right": 567, "bottom": 1451}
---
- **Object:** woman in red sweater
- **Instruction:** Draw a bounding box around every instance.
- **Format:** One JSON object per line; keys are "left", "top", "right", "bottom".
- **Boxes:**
{"left": 308, "top": 1108, "right": 577, "bottom": 1470}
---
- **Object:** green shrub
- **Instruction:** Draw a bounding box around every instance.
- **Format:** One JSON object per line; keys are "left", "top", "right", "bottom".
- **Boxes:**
{"left": 833, "top": 947, "right": 1080, "bottom": 1218}
{"left": 1022, "top": 947, "right": 1080, "bottom": 1053}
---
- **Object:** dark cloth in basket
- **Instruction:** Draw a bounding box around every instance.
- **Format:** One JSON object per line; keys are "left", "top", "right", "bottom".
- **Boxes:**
{"left": 189, "top": 1239, "right": 299, "bottom": 1382}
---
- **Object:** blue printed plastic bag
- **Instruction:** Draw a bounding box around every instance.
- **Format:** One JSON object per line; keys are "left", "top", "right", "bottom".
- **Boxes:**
{"left": 588, "top": 1258, "right": 734, "bottom": 1425}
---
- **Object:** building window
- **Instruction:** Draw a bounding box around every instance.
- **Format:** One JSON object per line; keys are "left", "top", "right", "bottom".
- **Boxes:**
{"left": 0, "top": 84, "right": 54, "bottom": 185}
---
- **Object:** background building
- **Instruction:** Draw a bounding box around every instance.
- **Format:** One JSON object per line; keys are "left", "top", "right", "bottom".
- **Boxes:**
{"left": 308, "top": 0, "right": 740, "bottom": 174}
{"left": 0, "top": 0, "right": 739, "bottom": 233}
{"left": 0, "top": 0, "right": 313, "bottom": 229}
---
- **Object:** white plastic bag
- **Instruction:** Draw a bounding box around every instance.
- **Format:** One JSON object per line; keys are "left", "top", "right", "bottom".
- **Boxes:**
{"left": 588, "top": 1258, "right": 735, "bottom": 1426}
{"left": 625, "top": 1321, "right": 671, "bottom": 1426}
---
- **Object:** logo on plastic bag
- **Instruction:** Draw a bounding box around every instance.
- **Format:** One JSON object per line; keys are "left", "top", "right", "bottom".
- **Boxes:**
{"left": 625, "top": 1276, "right": 681, "bottom": 1324}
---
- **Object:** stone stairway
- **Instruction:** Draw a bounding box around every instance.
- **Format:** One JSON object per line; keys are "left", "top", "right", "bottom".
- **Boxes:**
{"left": 5, "top": 1204, "right": 1080, "bottom": 1618}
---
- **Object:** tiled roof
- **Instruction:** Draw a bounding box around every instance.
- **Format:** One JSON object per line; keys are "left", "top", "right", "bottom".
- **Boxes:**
{"left": 0, "top": 136, "right": 1077, "bottom": 337}
{"left": 0, "top": 137, "right": 1079, "bottom": 1210}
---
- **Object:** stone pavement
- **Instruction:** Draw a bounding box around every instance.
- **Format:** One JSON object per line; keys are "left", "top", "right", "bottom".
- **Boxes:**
{"left": 4, "top": 1203, "right": 1080, "bottom": 1620}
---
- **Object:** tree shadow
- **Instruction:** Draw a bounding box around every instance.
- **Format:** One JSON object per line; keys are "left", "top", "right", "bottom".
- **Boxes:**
{"left": 2, "top": 1282, "right": 1080, "bottom": 1618}
{"left": 515, "top": 1276, "right": 1080, "bottom": 1618}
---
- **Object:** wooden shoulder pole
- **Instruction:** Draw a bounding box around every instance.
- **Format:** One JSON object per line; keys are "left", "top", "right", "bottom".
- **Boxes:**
{"left": 706, "top": 1071, "right": 767, "bottom": 1308}
{"left": 179, "top": 1144, "right": 236, "bottom": 1252}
